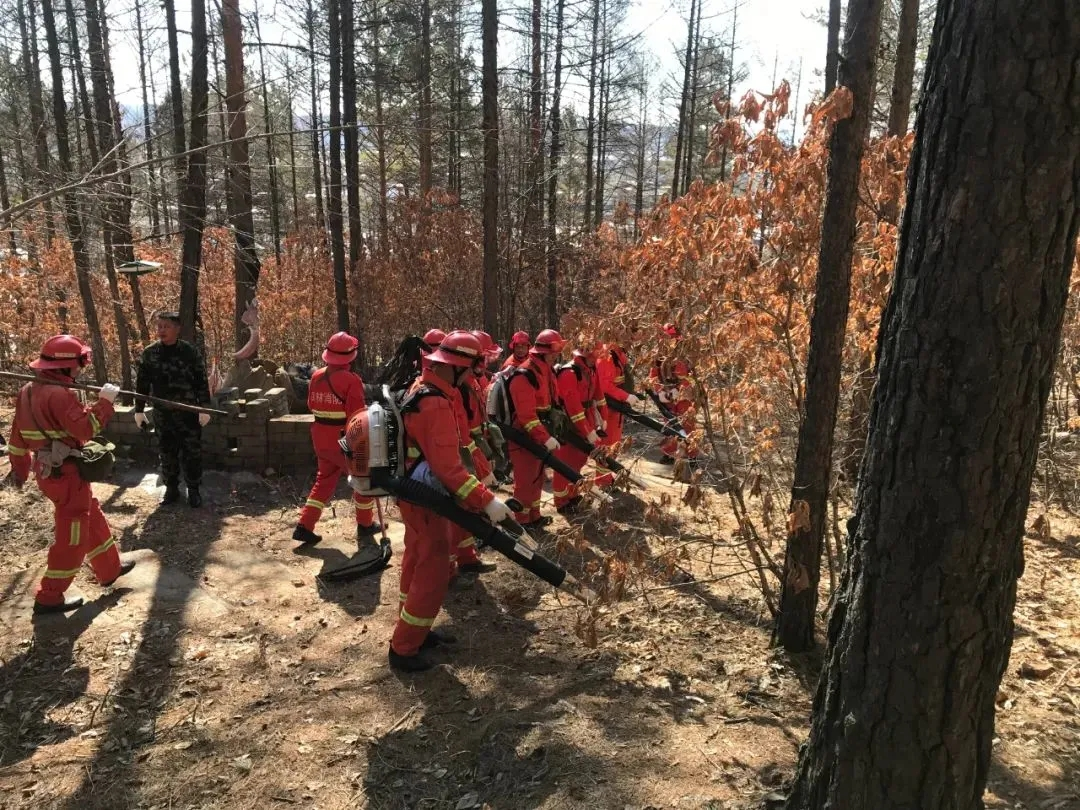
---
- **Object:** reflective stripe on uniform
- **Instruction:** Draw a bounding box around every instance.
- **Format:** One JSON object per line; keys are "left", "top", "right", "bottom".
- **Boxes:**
{"left": 44, "top": 566, "right": 82, "bottom": 579}
{"left": 311, "top": 409, "right": 347, "bottom": 420}
{"left": 45, "top": 429, "right": 71, "bottom": 439}
{"left": 459, "top": 536, "right": 476, "bottom": 549}
{"left": 353, "top": 497, "right": 375, "bottom": 510}
{"left": 552, "top": 487, "right": 573, "bottom": 499}
{"left": 88, "top": 413, "right": 102, "bottom": 435}
{"left": 465, "top": 441, "right": 478, "bottom": 453}
{"left": 407, "top": 446, "right": 422, "bottom": 459}
{"left": 570, "top": 412, "right": 585, "bottom": 422}
{"left": 523, "top": 419, "right": 541, "bottom": 431}
{"left": 399, "top": 591, "right": 408, "bottom": 603}
{"left": 69, "top": 521, "right": 82, "bottom": 547}
{"left": 20, "top": 429, "right": 46, "bottom": 440}
{"left": 305, "top": 498, "right": 326, "bottom": 510}
{"left": 455, "top": 475, "right": 481, "bottom": 500}
{"left": 399, "top": 608, "right": 435, "bottom": 628}
{"left": 7, "top": 445, "right": 27, "bottom": 456}
{"left": 85, "top": 537, "right": 116, "bottom": 561}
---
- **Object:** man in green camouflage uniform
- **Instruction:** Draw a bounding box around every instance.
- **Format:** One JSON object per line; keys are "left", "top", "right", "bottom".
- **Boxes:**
{"left": 134, "top": 312, "right": 213, "bottom": 507}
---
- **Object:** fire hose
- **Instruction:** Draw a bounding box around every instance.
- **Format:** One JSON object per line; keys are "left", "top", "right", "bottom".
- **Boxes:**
{"left": 605, "top": 396, "right": 688, "bottom": 440}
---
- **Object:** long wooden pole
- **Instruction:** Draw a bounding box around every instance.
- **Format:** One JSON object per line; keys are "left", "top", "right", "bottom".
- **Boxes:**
{"left": 0, "top": 371, "right": 228, "bottom": 415}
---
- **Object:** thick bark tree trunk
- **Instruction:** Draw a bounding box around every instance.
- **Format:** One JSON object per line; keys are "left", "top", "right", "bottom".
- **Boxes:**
{"left": 582, "top": 0, "right": 600, "bottom": 230}
{"left": 40, "top": 0, "right": 107, "bottom": 382}
{"left": 221, "top": 0, "right": 261, "bottom": 351}
{"left": 786, "top": 2, "right": 1080, "bottom": 807}
{"left": 19, "top": 0, "right": 57, "bottom": 241}
{"left": 253, "top": 10, "right": 282, "bottom": 264}
{"left": 327, "top": 0, "right": 349, "bottom": 330}
{"left": 887, "top": 0, "right": 920, "bottom": 138}
{"left": 84, "top": 0, "right": 134, "bottom": 390}
{"left": 824, "top": 0, "right": 842, "bottom": 95}
{"left": 776, "top": 0, "right": 885, "bottom": 653}
{"left": 306, "top": 0, "right": 325, "bottom": 233}
{"left": 177, "top": 0, "right": 210, "bottom": 343}
{"left": 481, "top": 0, "right": 499, "bottom": 334}
{"left": 671, "top": 0, "right": 697, "bottom": 199}
{"left": 418, "top": 0, "right": 433, "bottom": 195}
{"left": 163, "top": 0, "right": 187, "bottom": 192}
{"left": 544, "top": 0, "right": 565, "bottom": 325}
{"left": 134, "top": 0, "right": 161, "bottom": 239}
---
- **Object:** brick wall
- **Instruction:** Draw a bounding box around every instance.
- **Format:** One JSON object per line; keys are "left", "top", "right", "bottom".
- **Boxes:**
{"left": 107, "top": 402, "right": 319, "bottom": 474}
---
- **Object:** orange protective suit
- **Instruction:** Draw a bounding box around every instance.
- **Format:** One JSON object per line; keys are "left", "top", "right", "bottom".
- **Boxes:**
{"left": 8, "top": 373, "right": 124, "bottom": 606}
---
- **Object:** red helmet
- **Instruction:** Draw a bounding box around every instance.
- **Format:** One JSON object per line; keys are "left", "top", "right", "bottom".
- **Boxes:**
{"left": 531, "top": 329, "right": 566, "bottom": 356}
{"left": 471, "top": 329, "right": 502, "bottom": 359}
{"left": 30, "top": 334, "right": 91, "bottom": 371}
{"left": 661, "top": 323, "right": 681, "bottom": 339}
{"left": 509, "top": 330, "right": 530, "bottom": 349}
{"left": 427, "top": 330, "right": 483, "bottom": 368}
{"left": 422, "top": 329, "right": 447, "bottom": 352}
{"left": 322, "top": 331, "right": 359, "bottom": 365}
{"left": 572, "top": 347, "right": 596, "bottom": 365}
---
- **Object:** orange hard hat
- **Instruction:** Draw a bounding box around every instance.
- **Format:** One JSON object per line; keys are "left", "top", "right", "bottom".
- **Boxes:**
{"left": 30, "top": 334, "right": 92, "bottom": 371}
{"left": 531, "top": 329, "right": 567, "bottom": 356}
{"left": 428, "top": 330, "right": 483, "bottom": 368}
{"left": 509, "top": 330, "right": 530, "bottom": 349}
{"left": 470, "top": 329, "right": 502, "bottom": 358}
{"left": 422, "top": 329, "right": 447, "bottom": 352}
{"left": 322, "top": 331, "right": 359, "bottom": 365}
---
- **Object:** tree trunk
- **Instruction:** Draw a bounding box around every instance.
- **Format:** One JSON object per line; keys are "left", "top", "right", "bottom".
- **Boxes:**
{"left": 0, "top": 147, "right": 16, "bottom": 254}
{"left": 775, "top": 0, "right": 884, "bottom": 653}
{"left": 134, "top": 0, "right": 161, "bottom": 238}
{"left": 718, "top": 2, "right": 737, "bottom": 182}
{"left": 418, "top": 0, "right": 433, "bottom": 194}
{"left": 341, "top": 0, "right": 363, "bottom": 319}
{"left": 177, "top": 0, "right": 210, "bottom": 343}
{"left": 682, "top": 0, "right": 701, "bottom": 194}
{"left": 481, "top": 0, "right": 499, "bottom": 334}
{"left": 824, "top": 0, "right": 842, "bottom": 95}
{"left": 544, "top": 0, "right": 566, "bottom": 325}
{"left": 84, "top": 0, "right": 134, "bottom": 390}
{"left": 786, "top": 2, "right": 1080, "bottom": 806}
{"left": 372, "top": 0, "right": 389, "bottom": 255}
{"left": 582, "top": 0, "right": 600, "bottom": 230}
{"left": 286, "top": 63, "right": 300, "bottom": 229}
{"left": 163, "top": 0, "right": 187, "bottom": 191}
{"left": 39, "top": 0, "right": 107, "bottom": 382}
{"left": 147, "top": 26, "right": 172, "bottom": 235}
{"left": 221, "top": 0, "right": 261, "bottom": 351}
{"left": 252, "top": 10, "right": 282, "bottom": 264}
{"left": 64, "top": 0, "right": 94, "bottom": 170}
{"left": 523, "top": 0, "right": 542, "bottom": 257}
{"left": 306, "top": 0, "right": 325, "bottom": 233}
{"left": 671, "top": 0, "right": 697, "bottom": 199}
{"left": 593, "top": 0, "right": 609, "bottom": 229}
{"left": 887, "top": 0, "right": 920, "bottom": 137}
{"left": 447, "top": 0, "right": 461, "bottom": 194}
{"left": 327, "top": 0, "right": 349, "bottom": 330}
{"left": 18, "top": 0, "right": 56, "bottom": 242}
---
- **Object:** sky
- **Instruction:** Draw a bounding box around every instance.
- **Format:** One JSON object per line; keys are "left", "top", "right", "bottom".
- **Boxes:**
{"left": 106, "top": 0, "right": 829, "bottom": 140}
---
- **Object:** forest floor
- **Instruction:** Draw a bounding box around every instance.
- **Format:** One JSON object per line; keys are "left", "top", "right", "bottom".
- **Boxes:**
{"left": 0, "top": 417, "right": 1078, "bottom": 810}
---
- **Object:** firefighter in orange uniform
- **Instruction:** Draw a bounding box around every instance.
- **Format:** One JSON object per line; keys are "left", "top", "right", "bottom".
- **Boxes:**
{"left": 391, "top": 331, "right": 512, "bottom": 671}
{"left": 650, "top": 323, "right": 699, "bottom": 463}
{"left": 293, "top": 332, "right": 379, "bottom": 546}
{"left": 447, "top": 330, "right": 500, "bottom": 576}
{"left": 501, "top": 331, "right": 530, "bottom": 370}
{"left": 597, "top": 343, "right": 642, "bottom": 452}
{"left": 506, "top": 329, "right": 566, "bottom": 527}
{"left": 8, "top": 335, "right": 135, "bottom": 614}
{"left": 551, "top": 348, "right": 604, "bottom": 513}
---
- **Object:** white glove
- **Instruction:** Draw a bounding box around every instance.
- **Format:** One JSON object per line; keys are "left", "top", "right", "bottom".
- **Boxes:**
{"left": 586, "top": 431, "right": 600, "bottom": 445}
{"left": 483, "top": 498, "right": 512, "bottom": 523}
{"left": 596, "top": 414, "right": 607, "bottom": 432}
{"left": 482, "top": 472, "right": 496, "bottom": 487}
{"left": 198, "top": 412, "right": 211, "bottom": 427}
{"left": 133, "top": 412, "right": 148, "bottom": 429}
{"left": 625, "top": 394, "right": 642, "bottom": 409}
{"left": 658, "top": 389, "right": 673, "bottom": 404}
{"left": 544, "top": 436, "right": 561, "bottom": 452}
{"left": 98, "top": 383, "right": 120, "bottom": 404}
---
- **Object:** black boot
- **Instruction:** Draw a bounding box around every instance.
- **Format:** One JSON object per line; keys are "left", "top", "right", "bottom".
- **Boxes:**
{"left": 357, "top": 523, "right": 384, "bottom": 542}
{"left": 556, "top": 496, "right": 584, "bottom": 515}
{"left": 388, "top": 643, "right": 436, "bottom": 673}
{"left": 292, "top": 525, "right": 322, "bottom": 545}
{"left": 33, "top": 596, "right": 84, "bottom": 615}
{"left": 161, "top": 484, "right": 181, "bottom": 505}
{"left": 421, "top": 628, "right": 458, "bottom": 650}
{"left": 187, "top": 487, "right": 202, "bottom": 508}
{"left": 100, "top": 559, "right": 137, "bottom": 588}
{"left": 658, "top": 454, "right": 676, "bottom": 465}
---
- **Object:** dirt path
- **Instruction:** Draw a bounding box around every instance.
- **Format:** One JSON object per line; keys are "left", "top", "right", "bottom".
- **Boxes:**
{"left": 0, "top": 451, "right": 1077, "bottom": 809}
